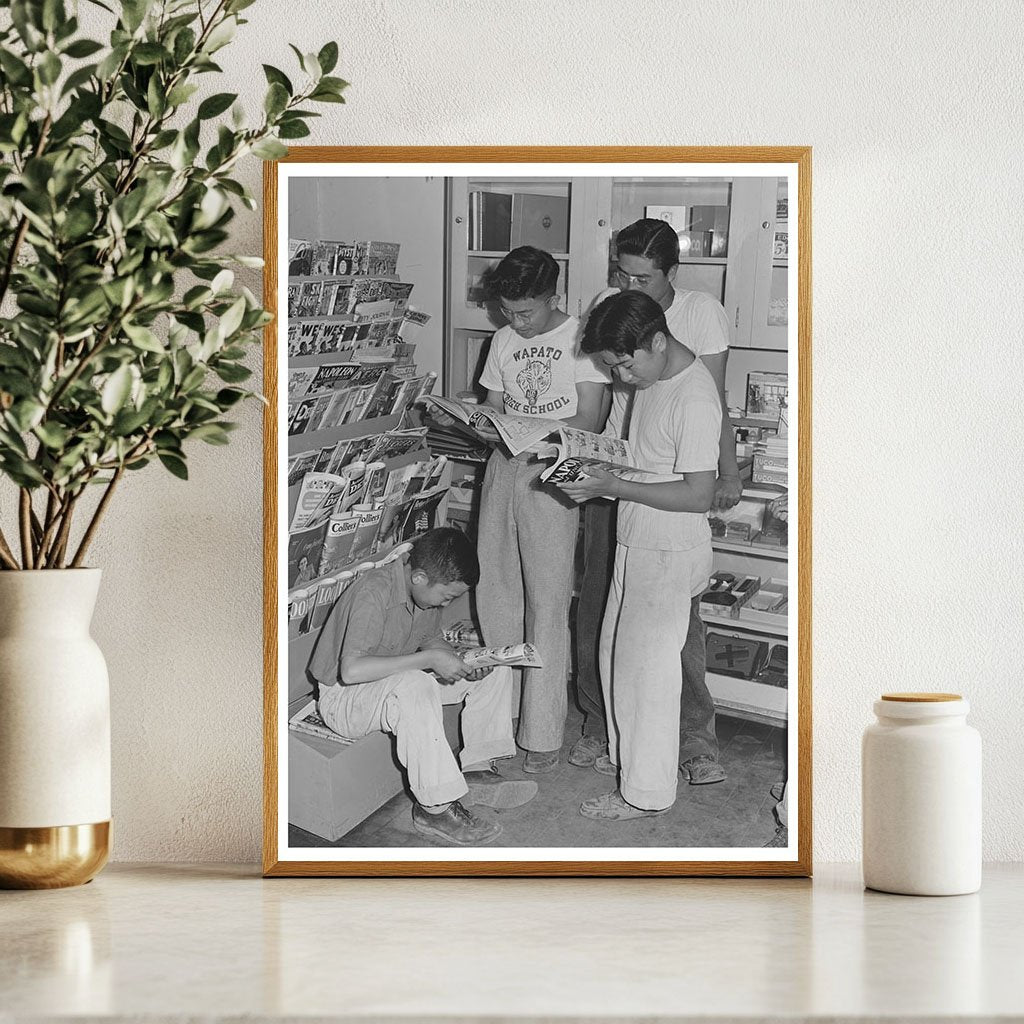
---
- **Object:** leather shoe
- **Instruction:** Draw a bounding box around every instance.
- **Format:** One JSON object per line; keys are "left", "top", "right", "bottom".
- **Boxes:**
{"left": 523, "top": 749, "right": 559, "bottom": 774}
{"left": 412, "top": 800, "right": 502, "bottom": 845}
{"left": 568, "top": 734, "right": 606, "bottom": 767}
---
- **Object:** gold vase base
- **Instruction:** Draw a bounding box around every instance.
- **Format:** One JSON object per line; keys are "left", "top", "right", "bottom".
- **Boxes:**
{"left": 0, "top": 821, "right": 111, "bottom": 889}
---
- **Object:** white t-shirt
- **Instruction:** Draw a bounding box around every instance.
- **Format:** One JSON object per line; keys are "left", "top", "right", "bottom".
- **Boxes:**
{"left": 592, "top": 285, "right": 729, "bottom": 437}
{"left": 616, "top": 357, "right": 721, "bottom": 554}
{"left": 478, "top": 316, "right": 606, "bottom": 418}
{"left": 591, "top": 286, "right": 729, "bottom": 359}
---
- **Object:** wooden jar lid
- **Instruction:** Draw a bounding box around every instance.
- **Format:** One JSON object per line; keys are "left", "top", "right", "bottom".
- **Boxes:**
{"left": 881, "top": 692, "right": 962, "bottom": 702}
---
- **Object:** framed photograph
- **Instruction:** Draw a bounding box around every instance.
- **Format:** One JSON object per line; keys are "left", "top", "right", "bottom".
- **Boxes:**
{"left": 263, "top": 147, "right": 812, "bottom": 877}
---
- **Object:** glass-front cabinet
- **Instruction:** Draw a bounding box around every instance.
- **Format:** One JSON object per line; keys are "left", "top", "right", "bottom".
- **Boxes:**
{"left": 445, "top": 174, "right": 789, "bottom": 395}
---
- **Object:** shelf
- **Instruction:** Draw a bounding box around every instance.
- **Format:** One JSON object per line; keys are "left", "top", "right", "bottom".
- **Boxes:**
{"left": 467, "top": 250, "right": 570, "bottom": 260}
{"left": 701, "top": 611, "right": 787, "bottom": 639}
{"left": 706, "top": 671, "right": 787, "bottom": 725}
{"left": 288, "top": 413, "right": 404, "bottom": 457}
{"left": 288, "top": 273, "right": 400, "bottom": 284}
{"left": 679, "top": 256, "right": 728, "bottom": 266}
{"left": 712, "top": 539, "right": 788, "bottom": 560}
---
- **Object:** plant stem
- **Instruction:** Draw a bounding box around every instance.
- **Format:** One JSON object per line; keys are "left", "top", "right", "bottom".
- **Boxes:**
{"left": 45, "top": 492, "right": 79, "bottom": 569}
{"left": 0, "top": 528, "right": 20, "bottom": 570}
{"left": 70, "top": 465, "right": 124, "bottom": 568}
{"left": 18, "top": 489, "right": 34, "bottom": 569}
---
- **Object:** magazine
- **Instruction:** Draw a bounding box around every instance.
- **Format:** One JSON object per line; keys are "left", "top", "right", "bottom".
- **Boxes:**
{"left": 417, "top": 394, "right": 561, "bottom": 457}
{"left": 442, "top": 619, "right": 484, "bottom": 648}
{"left": 288, "top": 700, "right": 356, "bottom": 746}
{"left": 461, "top": 642, "right": 543, "bottom": 670}
{"left": 534, "top": 426, "right": 645, "bottom": 485}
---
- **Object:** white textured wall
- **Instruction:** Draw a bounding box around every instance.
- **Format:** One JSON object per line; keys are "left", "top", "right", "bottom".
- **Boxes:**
{"left": 56, "top": 0, "right": 1024, "bottom": 862}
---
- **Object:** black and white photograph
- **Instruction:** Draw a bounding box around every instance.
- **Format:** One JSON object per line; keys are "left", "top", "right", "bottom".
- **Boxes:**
{"left": 266, "top": 150, "right": 810, "bottom": 875}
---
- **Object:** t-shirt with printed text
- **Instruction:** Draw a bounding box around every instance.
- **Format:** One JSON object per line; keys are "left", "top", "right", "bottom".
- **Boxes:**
{"left": 478, "top": 316, "right": 607, "bottom": 419}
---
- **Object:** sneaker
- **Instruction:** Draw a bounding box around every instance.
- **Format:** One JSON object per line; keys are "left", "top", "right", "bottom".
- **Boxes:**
{"left": 593, "top": 753, "right": 618, "bottom": 777}
{"left": 462, "top": 765, "right": 538, "bottom": 810}
{"left": 523, "top": 749, "right": 559, "bottom": 774}
{"left": 580, "top": 790, "right": 670, "bottom": 821}
{"left": 411, "top": 800, "right": 502, "bottom": 845}
{"left": 568, "top": 734, "right": 606, "bottom": 767}
{"left": 680, "top": 755, "right": 727, "bottom": 785}
{"left": 763, "top": 824, "right": 789, "bottom": 848}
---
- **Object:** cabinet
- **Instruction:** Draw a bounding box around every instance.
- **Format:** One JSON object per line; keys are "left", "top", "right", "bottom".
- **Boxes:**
{"left": 445, "top": 176, "right": 598, "bottom": 395}
{"left": 445, "top": 174, "right": 788, "bottom": 396}
{"left": 704, "top": 483, "right": 789, "bottom": 726}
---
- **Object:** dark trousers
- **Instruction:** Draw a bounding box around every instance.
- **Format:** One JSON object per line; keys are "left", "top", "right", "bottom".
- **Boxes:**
{"left": 574, "top": 500, "right": 719, "bottom": 761}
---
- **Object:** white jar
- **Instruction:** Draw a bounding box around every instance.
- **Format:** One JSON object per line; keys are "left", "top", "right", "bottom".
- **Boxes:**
{"left": 862, "top": 693, "right": 981, "bottom": 895}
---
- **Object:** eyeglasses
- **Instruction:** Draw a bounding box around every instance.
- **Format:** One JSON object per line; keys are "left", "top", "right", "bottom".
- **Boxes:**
{"left": 499, "top": 305, "right": 543, "bottom": 324}
{"left": 613, "top": 268, "right": 653, "bottom": 287}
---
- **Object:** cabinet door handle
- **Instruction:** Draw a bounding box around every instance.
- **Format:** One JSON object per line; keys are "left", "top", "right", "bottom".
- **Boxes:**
{"left": 762, "top": 220, "right": 770, "bottom": 229}
{"left": 455, "top": 216, "right": 464, "bottom": 224}
{"left": 598, "top": 219, "right": 607, "bottom": 227}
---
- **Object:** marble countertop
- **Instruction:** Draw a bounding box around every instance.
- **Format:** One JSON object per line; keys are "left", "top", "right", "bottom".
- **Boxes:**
{"left": 2, "top": 862, "right": 1022, "bottom": 1021}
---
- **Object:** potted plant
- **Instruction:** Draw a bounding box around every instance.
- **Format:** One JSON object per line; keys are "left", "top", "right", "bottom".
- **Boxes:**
{"left": 0, "top": 0, "right": 345, "bottom": 887}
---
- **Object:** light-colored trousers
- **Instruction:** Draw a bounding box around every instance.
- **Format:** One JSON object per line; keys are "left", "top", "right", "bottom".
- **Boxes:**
{"left": 475, "top": 451, "right": 579, "bottom": 753}
{"left": 600, "top": 543, "right": 714, "bottom": 811}
{"left": 317, "top": 666, "right": 514, "bottom": 808}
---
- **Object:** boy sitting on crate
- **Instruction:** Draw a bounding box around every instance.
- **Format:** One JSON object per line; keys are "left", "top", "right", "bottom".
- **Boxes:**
{"left": 307, "top": 527, "right": 536, "bottom": 845}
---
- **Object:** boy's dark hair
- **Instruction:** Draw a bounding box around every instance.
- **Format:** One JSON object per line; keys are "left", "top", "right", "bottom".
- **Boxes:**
{"left": 581, "top": 291, "right": 668, "bottom": 357}
{"left": 615, "top": 218, "right": 680, "bottom": 271}
{"left": 485, "top": 246, "right": 559, "bottom": 301}
{"left": 409, "top": 527, "right": 480, "bottom": 587}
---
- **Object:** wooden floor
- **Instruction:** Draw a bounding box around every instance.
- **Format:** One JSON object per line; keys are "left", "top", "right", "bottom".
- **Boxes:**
{"left": 289, "top": 706, "right": 786, "bottom": 850}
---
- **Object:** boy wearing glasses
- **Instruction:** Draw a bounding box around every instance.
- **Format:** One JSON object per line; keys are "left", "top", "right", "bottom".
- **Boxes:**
{"left": 560, "top": 290, "right": 721, "bottom": 820}
{"left": 474, "top": 246, "right": 607, "bottom": 773}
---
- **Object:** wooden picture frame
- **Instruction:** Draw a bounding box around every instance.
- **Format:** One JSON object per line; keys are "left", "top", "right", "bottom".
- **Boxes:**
{"left": 263, "top": 147, "right": 812, "bottom": 877}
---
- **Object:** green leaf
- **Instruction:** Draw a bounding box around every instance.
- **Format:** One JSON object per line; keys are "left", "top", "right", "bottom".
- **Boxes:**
{"left": 250, "top": 137, "right": 287, "bottom": 160}
{"left": 262, "top": 64, "right": 292, "bottom": 94}
{"left": 101, "top": 365, "right": 133, "bottom": 415}
{"left": 309, "top": 87, "right": 346, "bottom": 104}
{"left": 214, "top": 362, "right": 251, "bottom": 384}
{"left": 203, "top": 15, "right": 236, "bottom": 53}
{"left": 158, "top": 452, "right": 188, "bottom": 479}
{"left": 132, "top": 43, "right": 169, "bottom": 66}
{"left": 318, "top": 75, "right": 349, "bottom": 93}
{"left": 172, "top": 26, "right": 196, "bottom": 65}
{"left": 217, "top": 295, "right": 246, "bottom": 339}
{"left": 38, "top": 51, "right": 63, "bottom": 86}
{"left": 166, "top": 82, "right": 199, "bottom": 107}
{"left": 264, "top": 81, "right": 289, "bottom": 118}
{"left": 317, "top": 41, "right": 339, "bottom": 75}
{"left": 0, "top": 49, "right": 33, "bottom": 87}
{"left": 189, "top": 422, "right": 230, "bottom": 445}
{"left": 197, "top": 91, "right": 237, "bottom": 119}
{"left": 277, "top": 120, "right": 310, "bottom": 140}
{"left": 63, "top": 38, "right": 104, "bottom": 58}
{"left": 123, "top": 322, "right": 165, "bottom": 353}
{"left": 60, "top": 62, "right": 98, "bottom": 96}
{"left": 112, "top": 406, "right": 151, "bottom": 435}
{"left": 8, "top": 399, "right": 46, "bottom": 432}
{"left": 34, "top": 421, "right": 71, "bottom": 448}
{"left": 121, "top": 0, "right": 151, "bottom": 33}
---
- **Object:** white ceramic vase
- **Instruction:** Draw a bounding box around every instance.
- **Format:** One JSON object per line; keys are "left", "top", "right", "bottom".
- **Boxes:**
{"left": 0, "top": 569, "right": 111, "bottom": 888}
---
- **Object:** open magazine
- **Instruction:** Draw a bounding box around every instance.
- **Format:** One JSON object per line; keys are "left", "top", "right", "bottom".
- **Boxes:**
{"left": 461, "top": 642, "right": 543, "bottom": 670}
{"left": 417, "top": 395, "right": 562, "bottom": 458}
{"left": 535, "top": 426, "right": 645, "bottom": 485}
